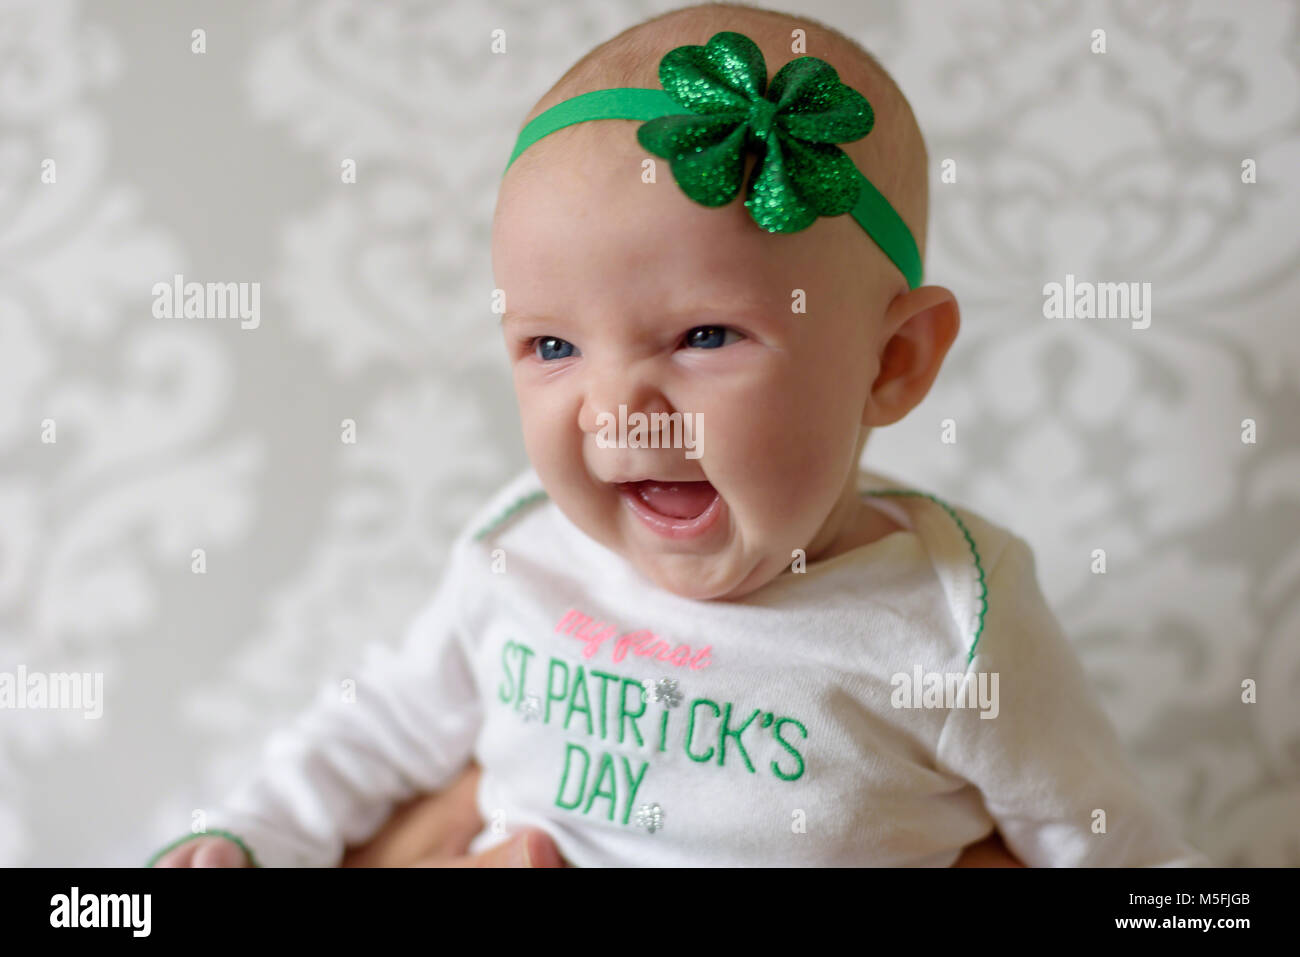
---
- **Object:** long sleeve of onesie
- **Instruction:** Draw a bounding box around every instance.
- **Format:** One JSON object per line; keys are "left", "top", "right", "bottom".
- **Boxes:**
{"left": 932, "top": 533, "right": 1208, "bottom": 867}
{"left": 151, "top": 535, "right": 484, "bottom": 867}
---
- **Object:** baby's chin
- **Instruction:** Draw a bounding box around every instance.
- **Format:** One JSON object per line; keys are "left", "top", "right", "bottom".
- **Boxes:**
{"left": 624, "top": 546, "right": 777, "bottom": 602}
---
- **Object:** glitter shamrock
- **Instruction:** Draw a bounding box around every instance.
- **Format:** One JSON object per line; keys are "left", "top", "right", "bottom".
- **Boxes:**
{"left": 643, "top": 677, "right": 683, "bottom": 709}
{"left": 518, "top": 694, "right": 542, "bottom": 723}
{"left": 636, "top": 30, "right": 874, "bottom": 234}
{"left": 634, "top": 803, "right": 666, "bottom": 834}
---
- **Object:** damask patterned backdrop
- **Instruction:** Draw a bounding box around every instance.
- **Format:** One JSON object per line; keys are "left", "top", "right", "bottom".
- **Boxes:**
{"left": 2, "top": 0, "right": 1296, "bottom": 866}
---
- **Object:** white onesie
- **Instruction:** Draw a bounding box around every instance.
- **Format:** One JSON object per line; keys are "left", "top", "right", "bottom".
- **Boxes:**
{"left": 152, "top": 466, "right": 1209, "bottom": 867}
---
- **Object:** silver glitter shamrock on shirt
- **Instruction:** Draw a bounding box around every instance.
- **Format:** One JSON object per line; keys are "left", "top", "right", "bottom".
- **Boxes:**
{"left": 518, "top": 694, "right": 542, "bottom": 723}
{"left": 643, "top": 677, "right": 683, "bottom": 708}
{"left": 635, "top": 803, "right": 666, "bottom": 834}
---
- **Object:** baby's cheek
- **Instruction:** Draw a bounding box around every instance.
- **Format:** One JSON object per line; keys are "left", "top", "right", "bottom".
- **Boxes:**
{"left": 726, "top": 409, "right": 858, "bottom": 553}
{"left": 709, "top": 410, "right": 831, "bottom": 516}
{"left": 519, "top": 410, "right": 581, "bottom": 505}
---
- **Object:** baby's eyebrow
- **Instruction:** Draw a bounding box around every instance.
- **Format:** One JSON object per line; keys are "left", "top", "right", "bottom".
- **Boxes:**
{"left": 501, "top": 311, "right": 548, "bottom": 327}
{"left": 501, "top": 311, "right": 573, "bottom": 331}
{"left": 500, "top": 301, "right": 774, "bottom": 329}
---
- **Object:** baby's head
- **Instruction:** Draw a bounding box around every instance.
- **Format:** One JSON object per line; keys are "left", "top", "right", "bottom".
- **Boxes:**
{"left": 492, "top": 2, "right": 958, "bottom": 601}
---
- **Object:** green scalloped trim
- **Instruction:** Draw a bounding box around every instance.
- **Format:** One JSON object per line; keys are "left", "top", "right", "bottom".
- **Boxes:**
{"left": 863, "top": 489, "right": 988, "bottom": 664}
{"left": 472, "top": 489, "right": 550, "bottom": 542}
{"left": 145, "top": 829, "right": 261, "bottom": 868}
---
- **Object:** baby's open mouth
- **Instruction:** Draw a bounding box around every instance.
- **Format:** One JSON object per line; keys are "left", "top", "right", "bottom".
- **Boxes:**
{"left": 619, "top": 480, "right": 717, "bottom": 519}
{"left": 615, "top": 479, "right": 725, "bottom": 540}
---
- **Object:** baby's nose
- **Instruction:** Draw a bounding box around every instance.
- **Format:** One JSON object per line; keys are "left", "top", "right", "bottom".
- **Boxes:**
{"left": 578, "top": 373, "right": 674, "bottom": 435}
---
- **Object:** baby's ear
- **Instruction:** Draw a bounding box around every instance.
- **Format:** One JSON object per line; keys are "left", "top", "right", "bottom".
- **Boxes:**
{"left": 862, "top": 286, "right": 960, "bottom": 428}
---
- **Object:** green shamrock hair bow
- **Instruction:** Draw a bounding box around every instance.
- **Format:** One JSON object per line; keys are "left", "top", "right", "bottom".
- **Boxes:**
{"left": 635, "top": 30, "right": 873, "bottom": 234}
{"left": 503, "top": 30, "right": 923, "bottom": 290}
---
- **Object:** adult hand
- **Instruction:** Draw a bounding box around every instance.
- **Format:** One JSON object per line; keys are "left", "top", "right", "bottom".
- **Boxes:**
{"left": 340, "top": 762, "right": 566, "bottom": 867}
{"left": 950, "top": 830, "right": 1025, "bottom": 867}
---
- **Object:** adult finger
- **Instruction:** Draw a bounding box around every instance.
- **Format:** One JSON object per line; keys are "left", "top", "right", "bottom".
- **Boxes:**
{"left": 413, "top": 829, "right": 565, "bottom": 868}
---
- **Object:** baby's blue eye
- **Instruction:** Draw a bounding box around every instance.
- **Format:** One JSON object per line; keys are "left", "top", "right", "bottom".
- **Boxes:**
{"left": 684, "top": 326, "right": 737, "bottom": 349}
{"left": 535, "top": 336, "right": 576, "bottom": 361}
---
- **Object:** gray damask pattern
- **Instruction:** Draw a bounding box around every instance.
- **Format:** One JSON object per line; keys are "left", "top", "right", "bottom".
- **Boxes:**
{"left": 2, "top": 0, "right": 1296, "bottom": 866}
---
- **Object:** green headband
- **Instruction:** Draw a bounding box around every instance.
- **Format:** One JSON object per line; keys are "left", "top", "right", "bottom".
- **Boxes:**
{"left": 504, "top": 30, "right": 923, "bottom": 290}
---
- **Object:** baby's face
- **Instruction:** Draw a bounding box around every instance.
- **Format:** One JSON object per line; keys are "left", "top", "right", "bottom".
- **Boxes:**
{"left": 493, "top": 131, "right": 898, "bottom": 600}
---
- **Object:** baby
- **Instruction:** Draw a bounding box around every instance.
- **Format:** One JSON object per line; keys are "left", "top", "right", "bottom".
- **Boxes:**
{"left": 151, "top": 3, "right": 1208, "bottom": 868}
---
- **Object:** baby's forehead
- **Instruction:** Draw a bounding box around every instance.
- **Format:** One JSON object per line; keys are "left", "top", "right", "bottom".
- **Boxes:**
{"left": 495, "top": 153, "right": 887, "bottom": 335}
{"left": 497, "top": 129, "right": 902, "bottom": 309}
